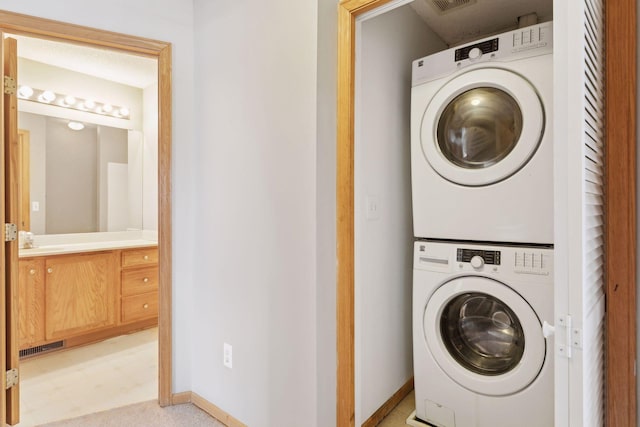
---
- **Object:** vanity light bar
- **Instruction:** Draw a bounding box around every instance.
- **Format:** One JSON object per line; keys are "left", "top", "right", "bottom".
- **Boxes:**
{"left": 17, "top": 85, "right": 131, "bottom": 120}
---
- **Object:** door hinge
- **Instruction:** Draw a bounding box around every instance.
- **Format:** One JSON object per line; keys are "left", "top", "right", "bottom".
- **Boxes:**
{"left": 556, "top": 315, "right": 583, "bottom": 359}
{"left": 5, "top": 368, "right": 18, "bottom": 389}
{"left": 4, "top": 223, "right": 17, "bottom": 242}
{"left": 3, "top": 75, "right": 15, "bottom": 95}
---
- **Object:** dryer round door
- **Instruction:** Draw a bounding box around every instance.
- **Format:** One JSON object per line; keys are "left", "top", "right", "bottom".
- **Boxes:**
{"left": 423, "top": 276, "right": 546, "bottom": 396}
{"left": 420, "top": 68, "right": 545, "bottom": 186}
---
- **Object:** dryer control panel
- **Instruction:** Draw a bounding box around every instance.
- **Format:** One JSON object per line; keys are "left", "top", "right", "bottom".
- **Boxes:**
{"left": 412, "top": 21, "right": 553, "bottom": 87}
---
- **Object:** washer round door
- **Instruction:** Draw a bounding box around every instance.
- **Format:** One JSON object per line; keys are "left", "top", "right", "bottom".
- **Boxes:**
{"left": 420, "top": 68, "right": 545, "bottom": 186}
{"left": 423, "top": 276, "right": 546, "bottom": 396}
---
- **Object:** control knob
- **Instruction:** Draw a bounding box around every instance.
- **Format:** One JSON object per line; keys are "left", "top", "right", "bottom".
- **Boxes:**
{"left": 470, "top": 255, "right": 484, "bottom": 269}
{"left": 468, "top": 47, "right": 482, "bottom": 60}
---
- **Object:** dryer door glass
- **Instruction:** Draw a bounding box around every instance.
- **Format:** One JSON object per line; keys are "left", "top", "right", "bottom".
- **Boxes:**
{"left": 437, "top": 87, "right": 523, "bottom": 169}
{"left": 440, "top": 292, "right": 525, "bottom": 375}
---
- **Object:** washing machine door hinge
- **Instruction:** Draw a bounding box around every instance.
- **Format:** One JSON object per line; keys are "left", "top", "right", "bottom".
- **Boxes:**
{"left": 550, "top": 315, "right": 582, "bottom": 359}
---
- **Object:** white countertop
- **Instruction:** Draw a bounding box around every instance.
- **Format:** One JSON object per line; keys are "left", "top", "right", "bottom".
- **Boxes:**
{"left": 18, "top": 231, "right": 158, "bottom": 258}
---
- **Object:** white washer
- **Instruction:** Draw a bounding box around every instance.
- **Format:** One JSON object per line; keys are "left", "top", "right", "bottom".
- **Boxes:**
{"left": 413, "top": 240, "right": 553, "bottom": 427}
{"left": 411, "top": 22, "right": 553, "bottom": 244}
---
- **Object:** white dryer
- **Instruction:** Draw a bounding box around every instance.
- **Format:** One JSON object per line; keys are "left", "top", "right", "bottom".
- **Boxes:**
{"left": 412, "top": 240, "right": 553, "bottom": 427}
{"left": 411, "top": 22, "right": 553, "bottom": 244}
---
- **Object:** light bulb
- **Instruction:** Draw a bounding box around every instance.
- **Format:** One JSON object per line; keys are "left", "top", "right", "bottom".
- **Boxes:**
{"left": 83, "top": 99, "right": 96, "bottom": 109}
{"left": 64, "top": 95, "right": 77, "bottom": 106}
{"left": 68, "top": 121, "right": 84, "bottom": 131}
{"left": 102, "top": 103, "right": 113, "bottom": 113}
{"left": 18, "top": 85, "right": 34, "bottom": 98}
{"left": 119, "top": 107, "right": 130, "bottom": 116}
{"left": 39, "top": 90, "right": 56, "bottom": 103}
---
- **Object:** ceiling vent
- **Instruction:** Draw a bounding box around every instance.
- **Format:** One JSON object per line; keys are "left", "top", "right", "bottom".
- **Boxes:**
{"left": 430, "top": 0, "right": 477, "bottom": 14}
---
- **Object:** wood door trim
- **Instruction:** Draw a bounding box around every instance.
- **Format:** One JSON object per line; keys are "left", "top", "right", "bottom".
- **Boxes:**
{"left": 336, "top": 1, "right": 637, "bottom": 427}
{"left": 4, "top": 36, "right": 19, "bottom": 423}
{"left": 336, "top": 1, "right": 394, "bottom": 426}
{"left": 1, "top": 32, "right": 8, "bottom": 426}
{"left": 0, "top": 10, "right": 173, "bottom": 407}
{"left": 605, "top": 0, "right": 637, "bottom": 425}
{"left": 0, "top": 11, "right": 167, "bottom": 56}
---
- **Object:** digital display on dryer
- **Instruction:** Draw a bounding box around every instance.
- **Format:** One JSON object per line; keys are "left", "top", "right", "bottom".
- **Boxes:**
{"left": 456, "top": 249, "right": 501, "bottom": 265}
{"left": 455, "top": 38, "right": 499, "bottom": 61}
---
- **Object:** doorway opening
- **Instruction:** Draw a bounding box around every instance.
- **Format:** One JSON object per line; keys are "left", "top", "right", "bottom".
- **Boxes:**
{"left": 0, "top": 10, "right": 172, "bottom": 425}
{"left": 336, "top": 0, "right": 636, "bottom": 426}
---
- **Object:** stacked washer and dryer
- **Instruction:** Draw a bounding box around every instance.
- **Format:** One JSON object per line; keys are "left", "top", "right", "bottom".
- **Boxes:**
{"left": 409, "top": 22, "right": 554, "bottom": 427}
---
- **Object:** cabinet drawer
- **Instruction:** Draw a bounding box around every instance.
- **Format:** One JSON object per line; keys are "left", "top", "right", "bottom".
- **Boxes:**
{"left": 122, "top": 266, "right": 158, "bottom": 297}
{"left": 121, "top": 291, "right": 158, "bottom": 323}
{"left": 122, "top": 248, "right": 158, "bottom": 268}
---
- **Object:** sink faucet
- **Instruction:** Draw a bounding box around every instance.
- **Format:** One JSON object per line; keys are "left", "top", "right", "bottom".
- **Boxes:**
{"left": 20, "top": 231, "right": 35, "bottom": 249}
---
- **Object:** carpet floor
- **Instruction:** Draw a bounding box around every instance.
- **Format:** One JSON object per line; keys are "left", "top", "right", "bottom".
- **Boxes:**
{"left": 38, "top": 400, "right": 225, "bottom": 427}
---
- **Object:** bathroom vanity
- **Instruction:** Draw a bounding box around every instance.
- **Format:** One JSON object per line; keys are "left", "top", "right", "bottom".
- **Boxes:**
{"left": 18, "top": 238, "right": 158, "bottom": 356}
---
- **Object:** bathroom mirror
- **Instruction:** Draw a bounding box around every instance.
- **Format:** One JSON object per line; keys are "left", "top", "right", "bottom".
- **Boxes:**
{"left": 16, "top": 35, "right": 158, "bottom": 235}
{"left": 19, "top": 112, "right": 145, "bottom": 235}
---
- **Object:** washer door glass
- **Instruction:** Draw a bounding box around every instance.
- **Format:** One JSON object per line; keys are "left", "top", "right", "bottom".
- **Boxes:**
{"left": 441, "top": 292, "right": 525, "bottom": 375}
{"left": 423, "top": 276, "right": 547, "bottom": 396}
{"left": 437, "top": 88, "right": 523, "bottom": 169}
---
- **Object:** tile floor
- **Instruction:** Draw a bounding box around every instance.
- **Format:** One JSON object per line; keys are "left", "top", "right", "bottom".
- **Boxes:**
{"left": 379, "top": 390, "right": 417, "bottom": 427}
{"left": 18, "top": 327, "right": 158, "bottom": 427}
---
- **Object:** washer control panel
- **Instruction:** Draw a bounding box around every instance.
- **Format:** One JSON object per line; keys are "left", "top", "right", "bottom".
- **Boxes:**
{"left": 456, "top": 248, "right": 501, "bottom": 265}
{"left": 453, "top": 245, "right": 552, "bottom": 277}
{"left": 415, "top": 241, "right": 553, "bottom": 282}
{"left": 513, "top": 251, "right": 551, "bottom": 276}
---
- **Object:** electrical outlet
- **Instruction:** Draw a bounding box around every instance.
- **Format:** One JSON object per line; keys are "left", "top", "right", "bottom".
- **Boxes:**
{"left": 223, "top": 343, "right": 233, "bottom": 369}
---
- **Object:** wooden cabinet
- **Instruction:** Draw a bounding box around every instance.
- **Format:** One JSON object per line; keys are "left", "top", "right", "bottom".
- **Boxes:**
{"left": 18, "top": 245, "right": 158, "bottom": 355}
{"left": 45, "top": 251, "right": 118, "bottom": 341}
{"left": 121, "top": 247, "right": 159, "bottom": 323}
{"left": 122, "top": 247, "right": 158, "bottom": 269}
{"left": 18, "top": 258, "right": 45, "bottom": 350}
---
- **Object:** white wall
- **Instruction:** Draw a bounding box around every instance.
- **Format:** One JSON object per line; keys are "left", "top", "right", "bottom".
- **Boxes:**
{"left": 315, "top": 0, "right": 339, "bottom": 425}
{"left": 5, "top": 1, "right": 338, "bottom": 425}
{"left": 354, "top": 5, "right": 446, "bottom": 424}
{"left": 0, "top": 0, "right": 197, "bottom": 393}
{"left": 192, "top": 0, "right": 319, "bottom": 425}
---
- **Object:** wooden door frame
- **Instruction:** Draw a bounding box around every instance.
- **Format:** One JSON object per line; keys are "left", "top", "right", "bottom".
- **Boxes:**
{"left": 336, "top": 1, "right": 636, "bottom": 426}
{"left": 0, "top": 11, "right": 173, "bottom": 407}
{"left": 605, "top": 0, "right": 636, "bottom": 426}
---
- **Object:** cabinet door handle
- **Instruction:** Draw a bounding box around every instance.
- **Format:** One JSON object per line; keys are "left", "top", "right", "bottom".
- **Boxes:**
{"left": 143, "top": 255, "right": 149, "bottom": 260}
{"left": 29, "top": 269, "right": 36, "bottom": 275}
{"left": 143, "top": 303, "right": 149, "bottom": 309}
{"left": 47, "top": 267, "right": 53, "bottom": 274}
{"left": 143, "top": 277, "right": 149, "bottom": 283}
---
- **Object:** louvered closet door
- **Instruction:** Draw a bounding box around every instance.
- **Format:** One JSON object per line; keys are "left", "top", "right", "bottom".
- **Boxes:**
{"left": 553, "top": 0, "right": 605, "bottom": 426}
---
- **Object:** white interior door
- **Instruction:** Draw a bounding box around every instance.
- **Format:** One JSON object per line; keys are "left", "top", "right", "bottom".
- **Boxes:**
{"left": 553, "top": 1, "right": 606, "bottom": 426}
